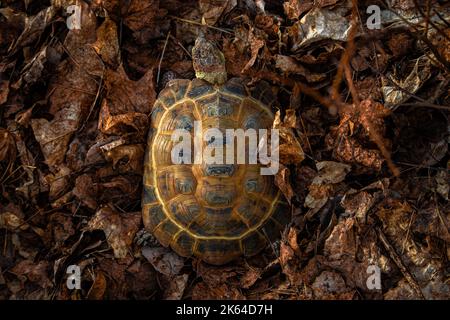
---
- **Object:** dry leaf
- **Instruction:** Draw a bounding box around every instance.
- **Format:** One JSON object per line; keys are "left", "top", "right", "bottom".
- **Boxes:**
{"left": 87, "top": 206, "right": 141, "bottom": 259}
{"left": 142, "top": 246, "right": 185, "bottom": 278}
{"left": 31, "top": 104, "right": 81, "bottom": 168}
{"left": 163, "top": 274, "right": 189, "bottom": 300}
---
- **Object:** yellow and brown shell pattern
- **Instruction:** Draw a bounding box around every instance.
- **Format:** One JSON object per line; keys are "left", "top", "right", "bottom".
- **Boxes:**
{"left": 142, "top": 77, "right": 290, "bottom": 265}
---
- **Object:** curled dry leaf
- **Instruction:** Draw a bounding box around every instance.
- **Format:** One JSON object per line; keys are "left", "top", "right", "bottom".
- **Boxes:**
{"left": 273, "top": 110, "right": 305, "bottom": 165}
{"left": 283, "top": 0, "right": 340, "bottom": 20}
{"left": 275, "top": 164, "right": 295, "bottom": 204}
{"left": 242, "top": 26, "right": 265, "bottom": 73}
{"left": 14, "top": 44, "right": 62, "bottom": 90}
{"left": 283, "top": 0, "right": 313, "bottom": 20}
{"left": 305, "top": 161, "right": 351, "bottom": 212}
{"left": 0, "top": 203, "right": 28, "bottom": 231}
{"left": 87, "top": 206, "right": 141, "bottom": 259}
{"left": 275, "top": 55, "right": 326, "bottom": 83}
{"left": 279, "top": 240, "right": 301, "bottom": 286}
{"left": 87, "top": 271, "right": 107, "bottom": 300}
{"left": 289, "top": 6, "right": 351, "bottom": 51}
{"left": 340, "top": 190, "right": 375, "bottom": 224}
{"left": 104, "top": 144, "right": 145, "bottom": 174}
{"left": 326, "top": 99, "right": 391, "bottom": 172}
{"left": 142, "top": 246, "right": 185, "bottom": 278}
{"left": 382, "top": 57, "right": 431, "bottom": 108}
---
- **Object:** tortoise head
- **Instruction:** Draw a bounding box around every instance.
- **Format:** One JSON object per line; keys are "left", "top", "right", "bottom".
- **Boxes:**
{"left": 192, "top": 35, "right": 227, "bottom": 85}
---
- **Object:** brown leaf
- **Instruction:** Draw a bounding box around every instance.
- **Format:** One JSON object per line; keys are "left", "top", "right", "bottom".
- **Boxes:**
{"left": 273, "top": 110, "right": 305, "bottom": 165}
{"left": 275, "top": 55, "right": 326, "bottom": 82}
{"left": 324, "top": 218, "right": 356, "bottom": 261}
{"left": 0, "top": 128, "right": 16, "bottom": 164}
{"left": 73, "top": 174, "right": 98, "bottom": 210}
{"left": 195, "top": 262, "right": 240, "bottom": 286}
{"left": 45, "top": 165, "right": 71, "bottom": 200}
{"left": 47, "top": 3, "right": 102, "bottom": 117}
{"left": 125, "top": 260, "right": 158, "bottom": 299}
{"left": 192, "top": 281, "right": 245, "bottom": 300}
{"left": 123, "top": 0, "right": 168, "bottom": 43}
{"left": 223, "top": 38, "right": 248, "bottom": 77}
{"left": 0, "top": 80, "right": 9, "bottom": 105}
{"left": 242, "top": 27, "right": 265, "bottom": 73}
{"left": 240, "top": 267, "right": 262, "bottom": 289}
{"left": 142, "top": 247, "right": 185, "bottom": 278}
{"left": 31, "top": 104, "right": 81, "bottom": 167}
{"left": 275, "top": 165, "right": 295, "bottom": 204}
{"left": 326, "top": 99, "right": 392, "bottom": 172}
{"left": 163, "top": 274, "right": 189, "bottom": 300}
{"left": 283, "top": 0, "right": 313, "bottom": 20}
{"left": 98, "top": 65, "right": 155, "bottom": 135}
{"left": 9, "top": 6, "right": 56, "bottom": 54}
{"left": 104, "top": 144, "right": 144, "bottom": 174}
{"left": 279, "top": 240, "right": 301, "bottom": 286}
{"left": 87, "top": 206, "right": 141, "bottom": 259}
{"left": 341, "top": 191, "right": 375, "bottom": 224}
{"left": 0, "top": 203, "right": 28, "bottom": 231}
{"left": 199, "top": 0, "right": 237, "bottom": 26}
{"left": 311, "top": 271, "right": 355, "bottom": 300}
{"left": 305, "top": 161, "right": 351, "bottom": 212}
{"left": 92, "top": 16, "right": 120, "bottom": 68}
{"left": 87, "top": 271, "right": 107, "bottom": 300}
{"left": 10, "top": 260, "right": 52, "bottom": 289}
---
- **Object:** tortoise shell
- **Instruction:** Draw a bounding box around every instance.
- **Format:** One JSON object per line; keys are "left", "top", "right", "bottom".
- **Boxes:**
{"left": 142, "top": 77, "right": 290, "bottom": 265}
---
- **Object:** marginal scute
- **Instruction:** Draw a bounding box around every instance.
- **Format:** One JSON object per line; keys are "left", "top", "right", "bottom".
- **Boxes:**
{"left": 166, "top": 79, "right": 190, "bottom": 100}
{"left": 271, "top": 202, "right": 291, "bottom": 227}
{"left": 196, "top": 239, "right": 241, "bottom": 265}
{"left": 171, "top": 231, "right": 195, "bottom": 257}
{"left": 143, "top": 204, "right": 166, "bottom": 232}
{"left": 143, "top": 185, "right": 158, "bottom": 204}
{"left": 186, "top": 78, "right": 214, "bottom": 99}
{"left": 261, "top": 218, "right": 282, "bottom": 242}
{"left": 153, "top": 219, "right": 180, "bottom": 247}
{"left": 241, "top": 232, "right": 267, "bottom": 256}
{"left": 221, "top": 77, "right": 246, "bottom": 96}
{"left": 168, "top": 195, "right": 201, "bottom": 228}
{"left": 249, "top": 81, "right": 275, "bottom": 107}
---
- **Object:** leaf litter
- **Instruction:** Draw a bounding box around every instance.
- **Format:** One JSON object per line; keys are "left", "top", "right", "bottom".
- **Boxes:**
{"left": 0, "top": 0, "right": 449, "bottom": 300}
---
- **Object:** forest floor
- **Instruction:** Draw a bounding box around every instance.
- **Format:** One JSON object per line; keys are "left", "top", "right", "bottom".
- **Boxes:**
{"left": 0, "top": 0, "right": 449, "bottom": 300}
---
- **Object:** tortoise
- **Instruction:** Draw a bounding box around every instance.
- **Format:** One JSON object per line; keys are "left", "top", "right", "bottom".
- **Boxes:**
{"left": 142, "top": 35, "right": 290, "bottom": 265}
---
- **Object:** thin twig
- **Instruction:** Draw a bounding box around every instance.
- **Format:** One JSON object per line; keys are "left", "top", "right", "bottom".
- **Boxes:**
{"left": 376, "top": 227, "right": 425, "bottom": 299}
{"left": 169, "top": 15, "right": 234, "bottom": 35}
{"left": 157, "top": 31, "right": 171, "bottom": 85}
